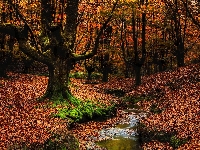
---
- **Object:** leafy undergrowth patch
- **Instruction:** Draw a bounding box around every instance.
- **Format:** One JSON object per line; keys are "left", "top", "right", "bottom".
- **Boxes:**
{"left": 54, "top": 98, "right": 117, "bottom": 123}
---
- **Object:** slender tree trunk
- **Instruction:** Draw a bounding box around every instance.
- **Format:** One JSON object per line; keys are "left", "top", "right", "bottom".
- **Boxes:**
{"left": 102, "top": 67, "right": 109, "bottom": 82}
{"left": 124, "top": 61, "right": 130, "bottom": 78}
{"left": 176, "top": 42, "right": 185, "bottom": 67}
{"left": 125, "top": 67, "right": 129, "bottom": 78}
{"left": 135, "top": 65, "right": 141, "bottom": 86}
{"left": 101, "top": 53, "right": 110, "bottom": 82}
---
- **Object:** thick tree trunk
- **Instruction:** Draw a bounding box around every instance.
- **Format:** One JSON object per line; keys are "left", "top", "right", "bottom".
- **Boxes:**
{"left": 40, "top": 58, "right": 73, "bottom": 101}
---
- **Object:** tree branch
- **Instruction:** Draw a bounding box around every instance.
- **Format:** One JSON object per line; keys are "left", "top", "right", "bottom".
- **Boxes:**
{"left": 180, "top": 0, "right": 200, "bottom": 29}
{"left": 7, "top": 0, "right": 41, "bottom": 52}
{"left": 73, "top": 0, "right": 119, "bottom": 61}
{"left": 0, "top": 24, "right": 51, "bottom": 65}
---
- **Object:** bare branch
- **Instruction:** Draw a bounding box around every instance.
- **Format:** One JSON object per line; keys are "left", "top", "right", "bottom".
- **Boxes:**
{"left": 180, "top": 0, "right": 200, "bottom": 29}
{"left": 73, "top": 0, "right": 119, "bottom": 61}
{"left": 7, "top": 0, "right": 41, "bottom": 52}
{"left": 0, "top": 24, "right": 51, "bottom": 65}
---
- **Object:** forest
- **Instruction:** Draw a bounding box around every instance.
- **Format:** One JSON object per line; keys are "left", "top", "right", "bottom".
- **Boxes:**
{"left": 0, "top": 0, "right": 199, "bottom": 149}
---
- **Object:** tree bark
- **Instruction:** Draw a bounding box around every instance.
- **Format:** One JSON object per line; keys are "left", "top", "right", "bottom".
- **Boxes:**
{"left": 41, "top": 58, "right": 73, "bottom": 101}
{"left": 135, "top": 65, "right": 141, "bottom": 86}
{"left": 102, "top": 68, "right": 109, "bottom": 82}
{"left": 176, "top": 40, "right": 185, "bottom": 67}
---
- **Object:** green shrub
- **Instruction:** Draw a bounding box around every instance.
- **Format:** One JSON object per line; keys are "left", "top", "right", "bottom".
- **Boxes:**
{"left": 54, "top": 99, "right": 116, "bottom": 123}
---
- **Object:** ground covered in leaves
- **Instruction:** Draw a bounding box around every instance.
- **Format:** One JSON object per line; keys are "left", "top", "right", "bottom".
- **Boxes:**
{"left": 0, "top": 63, "right": 199, "bottom": 149}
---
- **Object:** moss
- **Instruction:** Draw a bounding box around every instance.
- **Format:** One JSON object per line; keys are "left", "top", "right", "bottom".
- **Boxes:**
{"left": 53, "top": 97, "right": 117, "bottom": 123}
{"left": 90, "top": 72, "right": 102, "bottom": 79}
{"left": 42, "top": 133, "right": 79, "bottom": 150}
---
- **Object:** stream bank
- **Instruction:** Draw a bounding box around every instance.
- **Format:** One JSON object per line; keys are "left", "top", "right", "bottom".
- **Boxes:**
{"left": 71, "top": 107, "right": 147, "bottom": 150}
{"left": 95, "top": 108, "right": 146, "bottom": 150}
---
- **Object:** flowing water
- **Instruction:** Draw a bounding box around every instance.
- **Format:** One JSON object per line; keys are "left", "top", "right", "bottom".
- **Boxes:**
{"left": 95, "top": 108, "right": 146, "bottom": 150}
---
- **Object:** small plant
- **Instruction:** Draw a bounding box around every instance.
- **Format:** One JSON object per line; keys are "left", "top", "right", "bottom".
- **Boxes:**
{"left": 7, "top": 133, "right": 79, "bottom": 150}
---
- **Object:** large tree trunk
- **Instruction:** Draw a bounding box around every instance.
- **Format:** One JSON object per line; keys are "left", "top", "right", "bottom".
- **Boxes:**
{"left": 0, "top": 0, "right": 119, "bottom": 103}
{"left": 41, "top": 58, "right": 73, "bottom": 101}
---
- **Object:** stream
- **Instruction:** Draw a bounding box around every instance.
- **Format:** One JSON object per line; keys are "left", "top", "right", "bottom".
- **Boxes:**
{"left": 86, "top": 108, "right": 147, "bottom": 150}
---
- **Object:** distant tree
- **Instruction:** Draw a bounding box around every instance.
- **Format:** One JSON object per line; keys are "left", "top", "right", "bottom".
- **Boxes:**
{"left": 131, "top": 0, "right": 147, "bottom": 86}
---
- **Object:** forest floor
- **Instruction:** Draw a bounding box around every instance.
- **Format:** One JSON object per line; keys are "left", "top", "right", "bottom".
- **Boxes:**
{"left": 0, "top": 63, "right": 199, "bottom": 150}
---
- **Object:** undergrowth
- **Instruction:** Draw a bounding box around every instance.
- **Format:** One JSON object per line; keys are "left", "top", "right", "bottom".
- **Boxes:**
{"left": 52, "top": 92, "right": 117, "bottom": 123}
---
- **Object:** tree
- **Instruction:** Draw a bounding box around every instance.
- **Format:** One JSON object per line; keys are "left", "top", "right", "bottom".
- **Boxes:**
{"left": 131, "top": 0, "right": 147, "bottom": 86}
{"left": 163, "top": 0, "right": 192, "bottom": 67}
{"left": 180, "top": 0, "right": 200, "bottom": 29}
{"left": 0, "top": 0, "right": 118, "bottom": 101}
